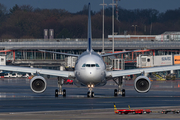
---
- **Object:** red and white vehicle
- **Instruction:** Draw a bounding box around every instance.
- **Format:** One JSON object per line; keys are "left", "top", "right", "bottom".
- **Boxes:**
{"left": 114, "top": 104, "right": 151, "bottom": 115}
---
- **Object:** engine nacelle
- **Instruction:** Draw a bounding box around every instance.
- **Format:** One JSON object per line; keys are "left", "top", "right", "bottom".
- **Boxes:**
{"left": 30, "top": 76, "right": 47, "bottom": 93}
{"left": 134, "top": 76, "right": 151, "bottom": 93}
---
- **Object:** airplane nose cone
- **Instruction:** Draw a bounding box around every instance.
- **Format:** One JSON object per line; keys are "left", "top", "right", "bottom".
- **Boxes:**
{"left": 79, "top": 69, "right": 102, "bottom": 83}
{"left": 88, "top": 71, "right": 93, "bottom": 76}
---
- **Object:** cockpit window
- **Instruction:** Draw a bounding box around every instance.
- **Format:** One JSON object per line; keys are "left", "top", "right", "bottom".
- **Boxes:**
{"left": 82, "top": 63, "right": 100, "bottom": 67}
{"left": 86, "top": 64, "right": 90, "bottom": 67}
{"left": 82, "top": 64, "right": 86, "bottom": 67}
{"left": 91, "top": 64, "right": 96, "bottom": 67}
{"left": 96, "top": 64, "right": 100, "bottom": 67}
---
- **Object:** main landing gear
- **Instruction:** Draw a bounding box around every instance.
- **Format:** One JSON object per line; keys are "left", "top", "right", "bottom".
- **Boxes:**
{"left": 55, "top": 77, "right": 66, "bottom": 97}
{"left": 87, "top": 84, "right": 94, "bottom": 97}
{"left": 113, "top": 76, "right": 125, "bottom": 97}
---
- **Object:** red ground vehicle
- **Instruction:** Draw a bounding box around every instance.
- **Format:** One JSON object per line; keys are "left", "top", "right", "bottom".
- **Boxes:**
{"left": 114, "top": 104, "right": 151, "bottom": 115}
{"left": 64, "top": 79, "right": 73, "bottom": 84}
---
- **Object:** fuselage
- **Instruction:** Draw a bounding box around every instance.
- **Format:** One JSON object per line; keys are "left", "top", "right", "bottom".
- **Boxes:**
{"left": 73, "top": 3, "right": 107, "bottom": 87}
{"left": 74, "top": 51, "right": 106, "bottom": 87}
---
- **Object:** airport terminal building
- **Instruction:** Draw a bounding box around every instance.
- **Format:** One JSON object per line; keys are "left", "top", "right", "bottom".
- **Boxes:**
{"left": 1, "top": 37, "right": 180, "bottom": 79}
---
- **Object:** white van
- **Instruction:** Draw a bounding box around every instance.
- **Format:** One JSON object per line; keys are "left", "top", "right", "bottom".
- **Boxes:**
{"left": 22, "top": 73, "right": 30, "bottom": 78}
{"left": 12, "top": 73, "right": 22, "bottom": 77}
{"left": 4, "top": 73, "right": 12, "bottom": 77}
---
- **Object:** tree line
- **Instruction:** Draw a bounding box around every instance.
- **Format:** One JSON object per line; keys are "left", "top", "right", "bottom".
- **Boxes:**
{"left": 0, "top": 3, "right": 180, "bottom": 39}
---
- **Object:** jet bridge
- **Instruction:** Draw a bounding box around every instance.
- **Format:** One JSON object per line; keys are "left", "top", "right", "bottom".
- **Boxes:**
{"left": 108, "top": 56, "right": 125, "bottom": 70}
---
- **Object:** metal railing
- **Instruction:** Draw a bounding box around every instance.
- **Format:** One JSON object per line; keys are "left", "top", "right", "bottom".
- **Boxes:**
{"left": 2, "top": 38, "right": 180, "bottom": 42}
{"left": 0, "top": 40, "right": 180, "bottom": 50}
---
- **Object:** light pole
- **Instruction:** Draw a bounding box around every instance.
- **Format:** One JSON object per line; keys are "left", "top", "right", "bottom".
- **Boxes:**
{"left": 100, "top": 0, "right": 107, "bottom": 54}
{"left": 109, "top": 0, "right": 116, "bottom": 53}
{"left": 132, "top": 25, "right": 137, "bottom": 35}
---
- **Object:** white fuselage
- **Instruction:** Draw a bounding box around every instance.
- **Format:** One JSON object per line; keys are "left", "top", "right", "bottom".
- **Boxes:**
{"left": 74, "top": 51, "right": 106, "bottom": 87}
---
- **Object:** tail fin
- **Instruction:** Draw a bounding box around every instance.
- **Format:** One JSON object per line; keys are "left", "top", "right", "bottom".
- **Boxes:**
{"left": 87, "top": 3, "right": 92, "bottom": 52}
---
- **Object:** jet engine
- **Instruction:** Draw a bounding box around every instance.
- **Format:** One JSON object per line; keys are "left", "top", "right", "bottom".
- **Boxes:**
{"left": 134, "top": 76, "right": 151, "bottom": 93}
{"left": 30, "top": 76, "right": 47, "bottom": 93}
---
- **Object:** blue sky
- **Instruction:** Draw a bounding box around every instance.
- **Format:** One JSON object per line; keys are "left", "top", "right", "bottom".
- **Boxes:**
{"left": 0, "top": 0, "right": 180, "bottom": 13}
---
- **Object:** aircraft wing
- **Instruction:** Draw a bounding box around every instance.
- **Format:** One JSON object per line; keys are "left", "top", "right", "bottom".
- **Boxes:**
{"left": 106, "top": 65, "right": 180, "bottom": 77}
{"left": 101, "top": 50, "right": 140, "bottom": 57}
{"left": 0, "top": 65, "right": 75, "bottom": 78}
{"left": 39, "top": 50, "right": 79, "bottom": 57}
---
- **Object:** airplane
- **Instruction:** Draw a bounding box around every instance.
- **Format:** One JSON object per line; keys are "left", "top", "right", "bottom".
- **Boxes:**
{"left": 1, "top": 3, "right": 180, "bottom": 97}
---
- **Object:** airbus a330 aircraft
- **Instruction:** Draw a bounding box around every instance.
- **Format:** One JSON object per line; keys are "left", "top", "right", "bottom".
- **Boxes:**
{"left": 1, "top": 3, "right": 180, "bottom": 97}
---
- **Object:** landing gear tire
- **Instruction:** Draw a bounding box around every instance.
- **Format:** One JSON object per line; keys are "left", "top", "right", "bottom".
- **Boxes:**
{"left": 87, "top": 91, "right": 94, "bottom": 97}
{"left": 91, "top": 92, "right": 94, "bottom": 97}
{"left": 122, "top": 89, "right": 125, "bottom": 97}
{"left": 114, "top": 89, "right": 118, "bottom": 96}
{"left": 55, "top": 89, "right": 58, "bottom": 97}
{"left": 63, "top": 89, "right": 66, "bottom": 97}
{"left": 87, "top": 91, "right": 90, "bottom": 97}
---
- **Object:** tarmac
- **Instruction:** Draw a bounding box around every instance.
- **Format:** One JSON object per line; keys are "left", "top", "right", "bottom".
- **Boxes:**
{"left": 0, "top": 78, "right": 180, "bottom": 119}
{"left": 1, "top": 106, "right": 180, "bottom": 120}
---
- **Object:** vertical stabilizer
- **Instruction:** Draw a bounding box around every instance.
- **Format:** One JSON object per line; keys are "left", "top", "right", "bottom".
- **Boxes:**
{"left": 87, "top": 3, "right": 92, "bottom": 52}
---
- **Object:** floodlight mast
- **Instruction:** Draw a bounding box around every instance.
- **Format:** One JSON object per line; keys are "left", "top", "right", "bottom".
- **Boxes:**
{"left": 109, "top": 0, "right": 117, "bottom": 53}
{"left": 100, "top": 0, "right": 107, "bottom": 54}
{"left": 115, "top": 0, "right": 120, "bottom": 21}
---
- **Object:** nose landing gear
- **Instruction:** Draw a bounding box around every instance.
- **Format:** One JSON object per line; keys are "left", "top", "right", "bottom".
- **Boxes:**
{"left": 87, "top": 84, "right": 94, "bottom": 97}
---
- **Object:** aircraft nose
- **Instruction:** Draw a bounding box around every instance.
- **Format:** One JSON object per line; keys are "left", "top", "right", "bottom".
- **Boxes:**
{"left": 88, "top": 71, "right": 96, "bottom": 76}
{"left": 87, "top": 70, "right": 101, "bottom": 80}
{"left": 78, "top": 68, "right": 102, "bottom": 83}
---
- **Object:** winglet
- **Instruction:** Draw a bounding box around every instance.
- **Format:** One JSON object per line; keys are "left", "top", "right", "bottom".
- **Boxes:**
{"left": 87, "top": 3, "right": 92, "bottom": 52}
